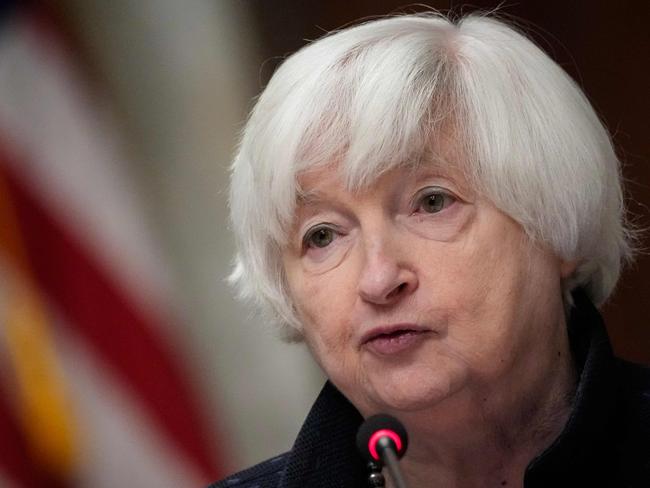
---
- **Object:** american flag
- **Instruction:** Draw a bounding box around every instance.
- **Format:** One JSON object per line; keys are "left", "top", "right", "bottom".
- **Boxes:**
{"left": 0, "top": 2, "right": 223, "bottom": 486}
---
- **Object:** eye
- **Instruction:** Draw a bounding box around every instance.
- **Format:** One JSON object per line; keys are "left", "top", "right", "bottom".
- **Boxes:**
{"left": 303, "top": 225, "right": 337, "bottom": 249}
{"left": 413, "top": 187, "right": 456, "bottom": 214}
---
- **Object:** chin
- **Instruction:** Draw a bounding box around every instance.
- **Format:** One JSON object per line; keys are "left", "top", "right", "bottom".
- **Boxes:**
{"left": 369, "top": 371, "right": 466, "bottom": 414}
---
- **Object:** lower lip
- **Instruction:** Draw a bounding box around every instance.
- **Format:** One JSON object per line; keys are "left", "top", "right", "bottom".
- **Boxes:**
{"left": 363, "top": 331, "right": 430, "bottom": 356}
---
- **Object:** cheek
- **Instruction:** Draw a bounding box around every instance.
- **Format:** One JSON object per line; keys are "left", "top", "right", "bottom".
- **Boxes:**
{"left": 289, "top": 269, "right": 357, "bottom": 359}
{"left": 414, "top": 240, "right": 500, "bottom": 320}
{"left": 414, "top": 224, "right": 537, "bottom": 367}
{"left": 298, "top": 298, "right": 360, "bottom": 396}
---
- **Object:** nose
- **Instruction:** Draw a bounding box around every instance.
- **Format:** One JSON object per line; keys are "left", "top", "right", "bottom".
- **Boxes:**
{"left": 357, "top": 236, "right": 418, "bottom": 306}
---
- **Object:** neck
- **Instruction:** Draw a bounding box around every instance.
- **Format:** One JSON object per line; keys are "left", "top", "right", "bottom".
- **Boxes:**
{"left": 390, "top": 328, "right": 577, "bottom": 488}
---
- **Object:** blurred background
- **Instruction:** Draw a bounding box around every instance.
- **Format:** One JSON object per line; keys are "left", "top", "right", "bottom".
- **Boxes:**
{"left": 0, "top": 0, "right": 647, "bottom": 486}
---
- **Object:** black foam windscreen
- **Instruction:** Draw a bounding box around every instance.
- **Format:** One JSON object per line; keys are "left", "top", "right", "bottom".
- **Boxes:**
{"left": 356, "top": 413, "right": 409, "bottom": 462}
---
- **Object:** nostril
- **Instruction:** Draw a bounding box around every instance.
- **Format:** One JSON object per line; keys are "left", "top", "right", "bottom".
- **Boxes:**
{"left": 386, "top": 282, "right": 407, "bottom": 300}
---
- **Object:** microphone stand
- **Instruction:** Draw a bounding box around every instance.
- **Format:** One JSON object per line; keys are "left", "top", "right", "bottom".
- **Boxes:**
{"left": 380, "top": 447, "right": 409, "bottom": 488}
{"left": 377, "top": 437, "right": 409, "bottom": 488}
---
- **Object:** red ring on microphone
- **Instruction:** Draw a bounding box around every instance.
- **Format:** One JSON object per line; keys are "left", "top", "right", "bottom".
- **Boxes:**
{"left": 368, "top": 429, "right": 403, "bottom": 461}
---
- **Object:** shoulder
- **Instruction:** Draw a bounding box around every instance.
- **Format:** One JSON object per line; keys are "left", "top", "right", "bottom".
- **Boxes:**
{"left": 207, "top": 453, "right": 289, "bottom": 488}
{"left": 615, "top": 358, "right": 650, "bottom": 439}
{"left": 612, "top": 358, "right": 650, "bottom": 485}
{"left": 615, "top": 358, "right": 650, "bottom": 405}
{"left": 613, "top": 358, "right": 650, "bottom": 438}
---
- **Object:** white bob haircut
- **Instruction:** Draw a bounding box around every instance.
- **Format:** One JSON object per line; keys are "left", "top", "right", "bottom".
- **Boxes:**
{"left": 229, "top": 13, "right": 631, "bottom": 340}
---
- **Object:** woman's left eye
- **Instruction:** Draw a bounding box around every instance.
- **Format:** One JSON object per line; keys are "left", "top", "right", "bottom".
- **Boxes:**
{"left": 413, "top": 187, "right": 456, "bottom": 214}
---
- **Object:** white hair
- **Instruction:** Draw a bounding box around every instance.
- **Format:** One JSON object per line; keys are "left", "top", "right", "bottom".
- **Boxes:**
{"left": 228, "top": 13, "right": 632, "bottom": 340}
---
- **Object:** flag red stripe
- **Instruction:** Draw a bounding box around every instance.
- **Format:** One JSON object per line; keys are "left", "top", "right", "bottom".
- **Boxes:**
{"left": 0, "top": 146, "right": 223, "bottom": 481}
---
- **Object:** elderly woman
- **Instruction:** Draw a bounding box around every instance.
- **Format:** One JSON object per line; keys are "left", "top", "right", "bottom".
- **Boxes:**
{"left": 212, "top": 13, "right": 649, "bottom": 488}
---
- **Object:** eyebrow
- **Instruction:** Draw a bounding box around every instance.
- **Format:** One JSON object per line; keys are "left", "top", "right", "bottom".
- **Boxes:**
{"left": 295, "top": 184, "right": 336, "bottom": 208}
{"left": 293, "top": 157, "right": 472, "bottom": 209}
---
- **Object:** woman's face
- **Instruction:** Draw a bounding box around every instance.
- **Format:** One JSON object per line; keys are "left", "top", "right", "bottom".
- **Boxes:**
{"left": 282, "top": 162, "right": 571, "bottom": 424}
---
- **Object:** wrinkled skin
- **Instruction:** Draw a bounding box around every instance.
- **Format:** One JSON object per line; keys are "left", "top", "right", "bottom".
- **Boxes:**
{"left": 282, "top": 163, "right": 576, "bottom": 487}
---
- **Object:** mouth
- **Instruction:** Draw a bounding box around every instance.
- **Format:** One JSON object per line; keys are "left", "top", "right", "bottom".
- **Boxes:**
{"left": 360, "top": 324, "right": 432, "bottom": 355}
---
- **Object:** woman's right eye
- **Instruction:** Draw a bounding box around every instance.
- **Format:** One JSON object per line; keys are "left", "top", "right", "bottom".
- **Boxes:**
{"left": 303, "top": 226, "right": 336, "bottom": 249}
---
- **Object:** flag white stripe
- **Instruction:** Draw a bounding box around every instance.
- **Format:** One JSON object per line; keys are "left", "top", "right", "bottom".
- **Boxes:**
{"left": 51, "top": 317, "right": 205, "bottom": 488}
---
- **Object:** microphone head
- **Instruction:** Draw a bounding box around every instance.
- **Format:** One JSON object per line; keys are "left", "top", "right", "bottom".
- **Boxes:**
{"left": 356, "top": 413, "right": 409, "bottom": 462}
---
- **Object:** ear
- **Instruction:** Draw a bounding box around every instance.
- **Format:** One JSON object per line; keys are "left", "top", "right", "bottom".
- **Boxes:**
{"left": 559, "top": 259, "right": 578, "bottom": 279}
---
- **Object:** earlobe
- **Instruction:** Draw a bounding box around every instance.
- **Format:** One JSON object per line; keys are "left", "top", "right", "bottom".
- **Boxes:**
{"left": 559, "top": 260, "right": 578, "bottom": 279}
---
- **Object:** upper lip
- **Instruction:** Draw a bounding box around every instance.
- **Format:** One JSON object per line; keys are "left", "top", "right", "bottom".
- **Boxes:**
{"left": 359, "top": 323, "right": 431, "bottom": 346}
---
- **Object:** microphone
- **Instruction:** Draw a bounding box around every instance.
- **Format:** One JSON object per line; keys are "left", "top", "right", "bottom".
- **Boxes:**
{"left": 356, "top": 414, "right": 410, "bottom": 488}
